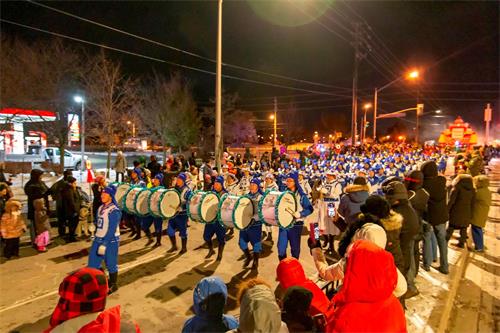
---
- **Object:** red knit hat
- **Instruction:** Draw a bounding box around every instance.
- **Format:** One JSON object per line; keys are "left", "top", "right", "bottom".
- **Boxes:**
{"left": 48, "top": 267, "right": 108, "bottom": 328}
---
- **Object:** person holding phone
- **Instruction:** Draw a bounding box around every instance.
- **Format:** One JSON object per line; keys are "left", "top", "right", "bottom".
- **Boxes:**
{"left": 277, "top": 171, "right": 313, "bottom": 260}
{"left": 317, "top": 170, "right": 343, "bottom": 254}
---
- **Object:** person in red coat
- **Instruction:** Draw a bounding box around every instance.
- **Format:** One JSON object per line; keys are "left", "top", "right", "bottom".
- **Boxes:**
{"left": 325, "top": 239, "right": 407, "bottom": 333}
{"left": 276, "top": 257, "right": 329, "bottom": 316}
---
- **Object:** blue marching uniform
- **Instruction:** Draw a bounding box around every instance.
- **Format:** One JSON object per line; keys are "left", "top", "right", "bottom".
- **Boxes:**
{"left": 238, "top": 178, "right": 264, "bottom": 269}
{"left": 277, "top": 171, "right": 313, "bottom": 260}
{"left": 166, "top": 182, "right": 191, "bottom": 254}
{"left": 88, "top": 186, "right": 122, "bottom": 293}
{"left": 203, "top": 176, "right": 227, "bottom": 260}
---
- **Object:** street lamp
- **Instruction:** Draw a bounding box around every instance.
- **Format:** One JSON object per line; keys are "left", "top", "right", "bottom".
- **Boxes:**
{"left": 73, "top": 95, "right": 85, "bottom": 174}
{"left": 270, "top": 113, "right": 277, "bottom": 148}
{"left": 361, "top": 103, "right": 372, "bottom": 143}
{"left": 126, "top": 120, "right": 136, "bottom": 137}
{"left": 373, "top": 70, "right": 420, "bottom": 140}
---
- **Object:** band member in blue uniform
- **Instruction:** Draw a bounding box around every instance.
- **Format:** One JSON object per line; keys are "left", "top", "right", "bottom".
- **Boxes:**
{"left": 277, "top": 171, "right": 313, "bottom": 260}
{"left": 239, "top": 178, "right": 264, "bottom": 269}
{"left": 167, "top": 173, "right": 191, "bottom": 254}
{"left": 88, "top": 186, "right": 122, "bottom": 294}
{"left": 204, "top": 176, "right": 227, "bottom": 261}
{"left": 142, "top": 174, "right": 165, "bottom": 247}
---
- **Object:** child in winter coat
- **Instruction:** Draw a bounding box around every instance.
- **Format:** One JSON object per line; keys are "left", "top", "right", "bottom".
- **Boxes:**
{"left": 34, "top": 198, "right": 51, "bottom": 252}
{"left": 1, "top": 199, "right": 26, "bottom": 258}
{"left": 471, "top": 175, "right": 491, "bottom": 252}
{"left": 76, "top": 187, "right": 91, "bottom": 238}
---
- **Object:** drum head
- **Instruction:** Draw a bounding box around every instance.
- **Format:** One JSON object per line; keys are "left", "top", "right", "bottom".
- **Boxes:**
{"left": 148, "top": 189, "right": 165, "bottom": 217}
{"left": 125, "top": 187, "right": 141, "bottom": 214}
{"left": 200, "top": 192, "right": 219, "bottom": 223}
{"left": 258, "top": 191, "right": 280, "bottom": 226}
{"left": 218, "top": 194, "right": 237, "bottom": 228}
{"left": 135, "top": 189, "right": 151, "bottom": 216}
{"left": 160, "top": 189, "right": 181, "bottom": 219}
{"left": 187, "top": 191, "right": 203, "bottom": 222}
{"left": 233, "top": 196, "right": 254, "bottom": 230}
{"left": 115, "top": 184, "right": 131, "bottom": 209}
{"left": 276, "top": 191, "right": 297, "bottom": 229}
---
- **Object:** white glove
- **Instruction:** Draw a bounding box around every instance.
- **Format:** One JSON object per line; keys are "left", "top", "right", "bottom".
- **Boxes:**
{"left": 293, "top": 211, "right": 302, "bottom": 219}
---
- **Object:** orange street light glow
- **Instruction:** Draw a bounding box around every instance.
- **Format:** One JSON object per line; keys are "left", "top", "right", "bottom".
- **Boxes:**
{"left": 364, "top": 103, "right": 372, "bottom": 109}
{"left": 269, "top": 115, "right": 275, "bottom": 120}
{"left": 408, "top": 70, "right": 419, "bottom": 79}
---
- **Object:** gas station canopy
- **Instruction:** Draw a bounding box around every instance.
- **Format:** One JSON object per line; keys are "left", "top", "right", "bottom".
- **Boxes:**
{"left": 0, "top": 108, "right": 57, "bottom": 123}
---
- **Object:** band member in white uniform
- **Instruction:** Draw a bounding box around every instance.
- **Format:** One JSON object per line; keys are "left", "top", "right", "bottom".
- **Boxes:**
{"left": 317, "top": 170, "right": 343, "bottom": 254}
{"left": 263, "top": 173, "right": 278, "bottom": 241}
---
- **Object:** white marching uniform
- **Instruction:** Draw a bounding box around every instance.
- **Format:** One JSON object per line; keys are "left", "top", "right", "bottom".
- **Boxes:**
{"left": 317, "top": 180, "right": 343, "bottom": 236}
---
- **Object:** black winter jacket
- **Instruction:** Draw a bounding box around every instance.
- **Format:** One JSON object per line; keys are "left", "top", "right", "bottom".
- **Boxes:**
{"left": 421, "top": 161, "right": 448, "bottom": 226}
{"left": 448, "top": 174, "right": 475, "bottom": 228}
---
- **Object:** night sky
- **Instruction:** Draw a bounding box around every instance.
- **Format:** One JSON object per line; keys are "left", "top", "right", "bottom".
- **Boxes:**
{"left": 1, "top": 0, "right": 499, "bottom": 140}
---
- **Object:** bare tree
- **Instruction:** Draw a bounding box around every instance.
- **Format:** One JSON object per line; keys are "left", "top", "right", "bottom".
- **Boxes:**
{"left": 0, "top": 36, "right": 84, "bottom": 171}
{"left": 140, "top": 72, "right": 200, "bottom": 161}
{"left": 82, "top": 50, "right": 139, "bottom": 176}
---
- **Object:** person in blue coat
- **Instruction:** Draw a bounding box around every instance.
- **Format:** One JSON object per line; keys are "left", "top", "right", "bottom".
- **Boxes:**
{"left": 142, "top": 174, "right": 165, "bottom": 247}
{"left": 204, "top": 176, "right": 227, "bottom": 261}
{"left": 88, "top": 186, "right": 122, "bottom": 294}
{"left": 277, "top": 171, "right": 313, "bottom": 260}
{"left": 167, "top": 172, "right": 191, "bottom": 254}
{"left": 182, "top": 276, "right": 238, "bottom": 333}
{"left": 239, "top": 177, "right": 264, "bottom": 270}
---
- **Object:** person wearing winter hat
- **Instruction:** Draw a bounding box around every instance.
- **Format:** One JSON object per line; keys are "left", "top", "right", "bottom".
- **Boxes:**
{"left": 44, "top": 267, "right": 140, "bottom": 333}
{"left": 166, "top": 173, "right": 192, "bottom": 254}
{"left": 281, "top": 286, "right": 320, "bottom": 333}
{"left": 239, "top": 177, "right": 264, "bottom": 269}
{"left": 324, "top": 240, "right": 407, "bottom": 333}
{"left": 316, "top": 170, "right": 343, "bottom": 254}
{"left": 276, "top": 258, "right": 329, "bottom": 317}
{"left": 203, "top": 176, "right": 228, "bottom": 260}
{"left": 0, "top": 199, "right": 26, "bottom": 259}
{"left": 182, "top": 276, "right": 238, "bottom": 333}
{"left": 338, "top": 176, "right": 370, "bottom": 226}
{"left": 141, "top": 173, "right": 166, "bottom": 247}
{"left": 383, "top": 181, "right": 420, "bottom": 298}
{"left": 277, "top": 171, "right": 314, "bottom": 261}
{"left": 228, "top": 278, "right": 288, "bottom": 333}
{"left": 309, "top": 194, "right": 407, "bottom": 297}
{"left": 88, "top": 186, "right": 122, "bottom": 294}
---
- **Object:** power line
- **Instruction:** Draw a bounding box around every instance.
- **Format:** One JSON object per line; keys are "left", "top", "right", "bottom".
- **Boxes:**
{"left": 0, "top": 19, "right": 349, "bottom": 97}
{"left": 27, "top": 0, "right": 351, "bottom": 92}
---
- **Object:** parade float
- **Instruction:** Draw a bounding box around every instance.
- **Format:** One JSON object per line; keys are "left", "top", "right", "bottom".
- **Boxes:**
{"left": 438, "top": 116, "right": 478, "bottom": 148}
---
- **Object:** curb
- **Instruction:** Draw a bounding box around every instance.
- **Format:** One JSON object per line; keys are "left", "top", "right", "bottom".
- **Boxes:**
{"left": 437, "top": 247, "right": 469, "bottom": 333}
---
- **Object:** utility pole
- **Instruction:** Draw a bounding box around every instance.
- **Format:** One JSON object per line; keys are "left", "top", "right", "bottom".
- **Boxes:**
{"left": 484, "top": 103, "right": 492, "bottom": 145}
{"left": 214, "top": 0, "right": 223, "bottom": 172}
{"left": 351, "top": 22, "right": 361, "bottom": 146}
{"left": 273, "top": 97, "right": 278, "bottom": 148}
{"left": 373, "top": 88, "right": 378, "bottom": 141}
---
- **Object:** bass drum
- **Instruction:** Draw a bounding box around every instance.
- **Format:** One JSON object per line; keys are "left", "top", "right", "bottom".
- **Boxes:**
{"left": 218, "top": 194, "right": 254, "bottom": 230}
{"left": 124, "top": 187, "right": 143, "bottom": 215}
{"left": 148, "top": 188, "right": 166, "bottom": 218}
{"left": 135, "top": 188, "right": 152, "bottom": 217}
{"left": 114, "top": 183, "right": 131, "bottom": 210}
{"left": 187, "top": 191, "right": 220, "bottom": 224}
{"left": 158, "top": 189, "right": 181, "bottom": 219}
{"left": 258, "top": 191, "right": 297, "bottom": 229}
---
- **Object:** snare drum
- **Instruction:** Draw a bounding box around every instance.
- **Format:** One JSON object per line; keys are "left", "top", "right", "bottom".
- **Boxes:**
{"left": 158, "top": 189, "right": 181, "bottom": 219}
{"left": 258, "top": 191, "right": 297, "bottom": 229}
{"left": 114, "top": 183, "right": 131, "bottom": 210}
{"left": 218, "top": 194, "right": 254, "bottom": 230}
{"left": 187, "top": 191, "right": 220, "bottom": 224}
{"left": 124, "top": 187, "right": 143, "bottom": 215}
{"left": 148, "top": 188, "right": 166, "bottom": 218}
{"left": 135, "top": 188, "right": 152, "bottom": 217}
